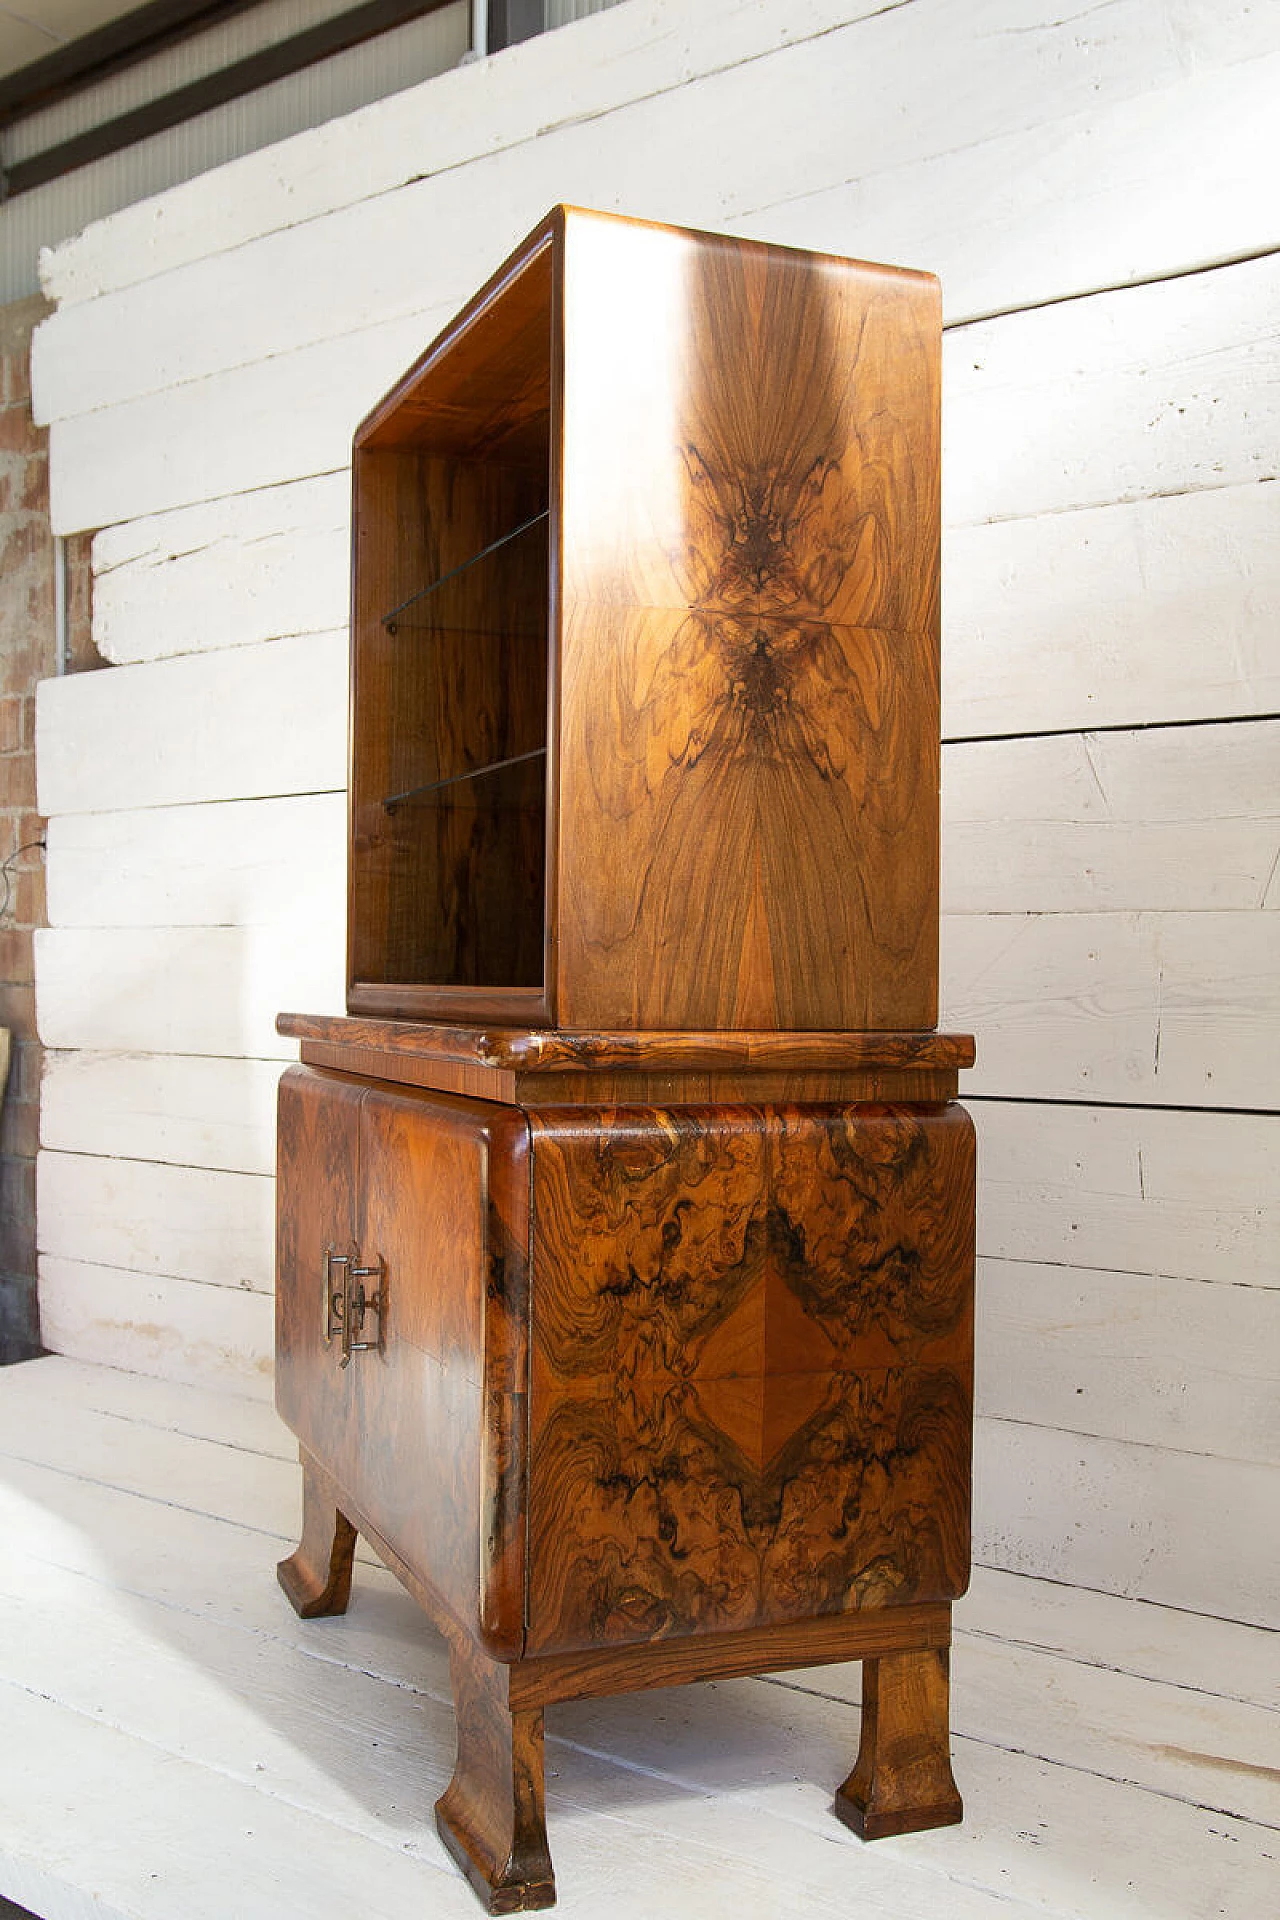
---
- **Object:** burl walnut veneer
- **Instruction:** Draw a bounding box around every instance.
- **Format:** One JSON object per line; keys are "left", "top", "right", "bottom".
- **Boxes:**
{"left": 275, "top": 207, "right": 974, "bottom": 1911}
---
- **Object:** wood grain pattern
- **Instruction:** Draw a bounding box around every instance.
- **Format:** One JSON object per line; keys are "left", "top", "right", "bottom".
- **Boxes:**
{"left": 555, "top": 212, "right": 940, "bottom": 1030}
{"left": 274, "top": 1068, "right": 531, "bottom": 1657}
{"left": 435, "top": 1632, "right": 555, "bottom": 1916}
{"left": 510, "top": 1600, "right": 952, "bottom": 1710}
{"left": 294, "top": 1038, "right": 961, "bottom": 1107}
{"left": 556, "top": 605, "right": 939, "bottom": 1029}
{"left": 276, "top": 1448, "right": 357, "bottom": 1620}
{"left": 835, "top": 1647, "right": 963, "bottom": 1841}
{"left": 526, "top": 1102, "right": 974, "bottom": 1657}
{"left": 342, "top": 207, "right": 940, "bottom": 1027}
{"left": 348, "top": 450, "right": 547, "bottom": 997}
{"left": 278, "top": 1013, "right": 975, "bottom": 1073}
{"left": 558, "top": 209, "right": 939, "bottom": 628}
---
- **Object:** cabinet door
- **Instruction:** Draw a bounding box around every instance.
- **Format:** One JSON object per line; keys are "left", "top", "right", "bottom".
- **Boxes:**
{"left": 526, "top": 1101, "right": 974, "bottom": 1657}
{"left": 275, "top": 1065, "right": 366, "bottom": 1465}
{"left": 275, "top": 1068, "right": 531, "bottom": 1657}
{"left": 354, "top": 1085, "right": 530, "bottom": 1654}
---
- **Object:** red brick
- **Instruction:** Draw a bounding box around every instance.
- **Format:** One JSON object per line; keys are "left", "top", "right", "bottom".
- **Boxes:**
{"left": 3, "top": 863, "right": 46, "bottom": 928}
{"left": 0, "top": 752, "right": 35, "bottom": 811}
{"left": 20, "top": 448, "right": 49, "bottom": 515}
{"left": 0, "top": 982, "right": 35, "bottom": 1038}
{"left": 0, "top": 928, "right": 34, "bottom": 985}
{"left": 2, "top": 814, "right": 46, "bottom": 859}
{"left": 0, "top": 695, "right": 24, "bottom": 753}
{"left": 0, "top": 404, "right": 44, "bottom": 455}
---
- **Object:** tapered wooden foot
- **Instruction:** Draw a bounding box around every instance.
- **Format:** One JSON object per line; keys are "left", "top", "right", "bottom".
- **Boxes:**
{"left": 835, "top": 1647, "right": 963, "bottom": 1841}
{"left": 436, "top": 1635, "right": 555, "bottom": 1914}
{"left": 277, "top": 1451, "right": 358, "bottom": 1618}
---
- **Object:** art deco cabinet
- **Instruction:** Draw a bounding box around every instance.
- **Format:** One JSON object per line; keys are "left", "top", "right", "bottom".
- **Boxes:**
{"left": 275, "top": 206, "right": 975, "bottom": 1912}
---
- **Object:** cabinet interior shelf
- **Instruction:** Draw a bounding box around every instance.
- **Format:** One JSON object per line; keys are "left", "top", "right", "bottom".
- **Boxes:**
{"left": 381, "top": 508, "right": 550, "bottom": 635}
{"left": 383, "top": 746, "right": 547, "bottom": 814}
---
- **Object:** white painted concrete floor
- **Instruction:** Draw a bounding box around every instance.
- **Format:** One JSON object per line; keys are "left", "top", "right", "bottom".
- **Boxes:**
{"left": 0, "top": 1356, "right": 1274, "bottom": 1920}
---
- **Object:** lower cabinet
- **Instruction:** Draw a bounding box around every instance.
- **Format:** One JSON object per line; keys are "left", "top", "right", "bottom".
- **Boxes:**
{"left": 275, "top": 1064, "right": 975, "bottom": 1909}
{"left": 277, "top": 1067, "right": 973, "bottom": 1659}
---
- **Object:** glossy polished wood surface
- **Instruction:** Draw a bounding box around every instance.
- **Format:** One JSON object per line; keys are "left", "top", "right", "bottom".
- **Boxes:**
{"left": 526, "top": 1101, "right": 974, "bottom": 1657}
{"left": 344, "top": 206, "right": 940, "bottom": 1029}
{"left": 835, "top": 1646, "right": 963, "bottom": 1840}
{"left": 279, "top": 1012, "right": 974, "bottom": 1072}
{"left": 275, "top": 1068, "right": 531, "bottom": 1656}
{"left": 556, "top": 211, "right": 940, "bottom": 1031}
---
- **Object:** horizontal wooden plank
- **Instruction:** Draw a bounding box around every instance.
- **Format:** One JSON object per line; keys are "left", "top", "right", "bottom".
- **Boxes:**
{"left": 942, "top": 910, "right": 1280, "bottom": 1108}
{"left": 38, "top": 0, "right": 895, "bottom": 304}
{"left": 959, "top": 1564, "right": 1280, "bottom": 1710}
{"left": 34, "top": 926, "right": 344, "bottom": 1056}
{"left": 12, "top": 1358, "right": 1280, "bottom": 1708}
{"left": 82, "top": 474, "right": 1280, "bottom": 754}
{"left": 942, "top": 718, "right": 1280, "bottom": 914}
{"left": 44, "top": 307, "right": 439, "bottom": 532}
{"left": 733, "top": 48, "right": 1280, "bottom": 327}
{"left": 45, "top": 795, "right": 345, "bottom": 928}
{"left": 91, "top": 474, "right": 350, "bottom": 664}
{"left": 0, "top": 1680, "right": 466, "bottom": 1920}
{"left": 973, "top": 1415, "right": 1280, "bottom": 1628}
{"left": 32, "top": 3, "right": 1278, "bottom": 425}
{"left": 36, "top": 1258, "right": 274, "bottom": 1400}
{"left": 976, "top": 1256, "right": 1280, "bottom": 1466}
{"left": 788, "top": 1627, "right": 1280, "bottom": 1830}
{"left": 4, "top": 1362, "right": 1276, "bottom": 1918}
{"left": 37, "top": 1153, "right": 273, "bottom": 1292}
{"left": 944, "top": 250, "right": 1280, "bottom": 529}
{"left": 41, "top": 1051, "right": 281, "bottom": 1176}
{"left": 7, "top": 1353, "right": 292, "bottom": 1458}
{"left": 44, "top": 238, "right": 1280, "bottom": 536}
{"left": 974, "top": 1101, "right": 1279, "bottom": 1291}
{"left": 943, "top": 481, "right": 1280, "bottom": 737}
{"left": 0, "top": 1471, "right": 1265, "bottom": 1920}
{"left": 36, "top": 631, "right": 347, "bottom": 815}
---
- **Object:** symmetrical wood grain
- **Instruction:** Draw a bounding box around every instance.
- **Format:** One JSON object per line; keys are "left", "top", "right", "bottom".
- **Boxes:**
{"left": 342, "top": 207, "right": 940, "bottom": 1029}
{"left": 526, "top": 1101, "right": 974, "bottom": 1656}
{"left": 554, "top": 213, "right": 940, "bottom": 1030}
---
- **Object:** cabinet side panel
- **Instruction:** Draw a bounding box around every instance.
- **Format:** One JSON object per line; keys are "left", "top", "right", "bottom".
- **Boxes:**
{"left": 526, "top": 1102, "right": 972, "bottom": 1658}
{"left": 556, "top": 604, "right": 938, "bottom": 1029}
{"left": 556, "top": 216, "right": 940, "bottom": 1029}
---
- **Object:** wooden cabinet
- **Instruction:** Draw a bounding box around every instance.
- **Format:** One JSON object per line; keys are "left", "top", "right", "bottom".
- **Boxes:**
{"left": 275, "top": 206, "right": 974, "bottom": 1912}
{"left": 346, "top": 204, "right": 940, "bottom": 1031}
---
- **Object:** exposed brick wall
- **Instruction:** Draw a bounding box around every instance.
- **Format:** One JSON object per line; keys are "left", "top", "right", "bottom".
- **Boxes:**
{"left": 0, "top": 294, "right": 95, "bottom": 1364}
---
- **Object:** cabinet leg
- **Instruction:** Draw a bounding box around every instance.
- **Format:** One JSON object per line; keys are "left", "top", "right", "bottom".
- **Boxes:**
{"left": 835, "top": 1647, "right": 963, "bottom": 1841}
{"left": 276, "top": 1450, "right": 358, "bottom": 1619}
{"left": 436, "top": 1635, "right": 555, "bottom": 1914}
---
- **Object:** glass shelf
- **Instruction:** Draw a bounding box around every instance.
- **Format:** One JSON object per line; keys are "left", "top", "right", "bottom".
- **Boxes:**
{"left": 381, "top": 509, "right": 549, "bottom": 636}
{"left": 382, "top": 746, "right": 546, "bottom": 814}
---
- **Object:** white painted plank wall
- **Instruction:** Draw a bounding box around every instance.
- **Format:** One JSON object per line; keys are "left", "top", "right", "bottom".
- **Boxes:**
{"left": 30, "top": 0, "right": 1280, "bottom": 1628}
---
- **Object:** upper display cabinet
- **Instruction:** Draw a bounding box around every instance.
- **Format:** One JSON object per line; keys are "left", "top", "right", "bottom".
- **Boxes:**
{"left": 346, "top": 205, "right": 941, "bottom": 1032}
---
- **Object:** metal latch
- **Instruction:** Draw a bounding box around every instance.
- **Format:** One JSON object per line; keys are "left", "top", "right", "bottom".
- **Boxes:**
{"left": 322, "top": 1246, "right": 386, "bottom": 1367}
